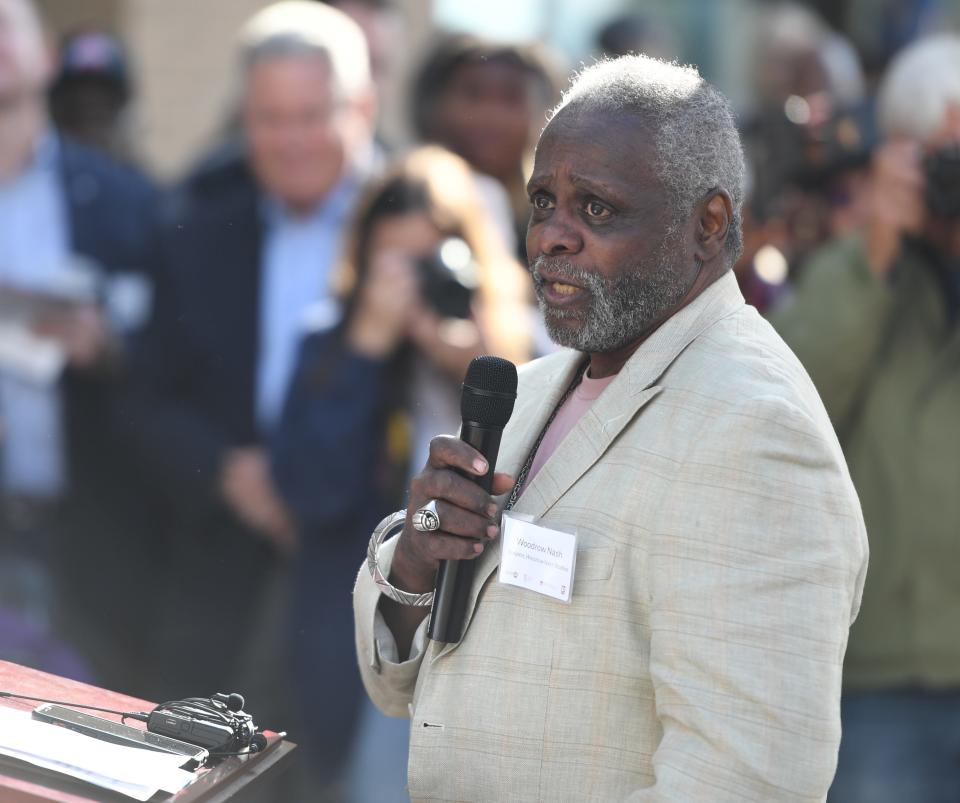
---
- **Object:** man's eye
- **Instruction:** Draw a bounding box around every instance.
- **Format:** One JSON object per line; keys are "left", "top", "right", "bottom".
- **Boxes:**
{"left": 585, "top": 200, "right": 611, "bottom": 218}
{"left": 531, "top": 193, "right": 553, "bottom": 210}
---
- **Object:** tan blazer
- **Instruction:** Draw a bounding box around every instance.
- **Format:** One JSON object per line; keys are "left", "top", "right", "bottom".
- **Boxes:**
{"left": 355, "top": 272, "right": 868, "bottom": 802}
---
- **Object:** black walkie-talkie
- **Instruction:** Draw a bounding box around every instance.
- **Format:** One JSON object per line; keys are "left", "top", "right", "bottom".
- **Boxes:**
{"left": 146, "top": 710, "right": 237, "bottom": 750}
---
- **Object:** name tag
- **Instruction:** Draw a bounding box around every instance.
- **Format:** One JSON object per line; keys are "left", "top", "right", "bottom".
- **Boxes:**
{"left": 498, "top": 512, "right": 577, "bottom": 603}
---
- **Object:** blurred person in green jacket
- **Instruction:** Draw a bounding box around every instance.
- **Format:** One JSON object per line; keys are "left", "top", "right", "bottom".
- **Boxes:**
{"left": 771, "top": 34, "right": 960, "bottom": 803}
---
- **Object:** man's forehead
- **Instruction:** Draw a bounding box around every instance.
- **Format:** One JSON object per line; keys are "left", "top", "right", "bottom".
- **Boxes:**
{"left": 539, "top": 106, "right": 652, "bottom": 151}
{"left": 532, "top": 107, "right": 655, "bottom": 182}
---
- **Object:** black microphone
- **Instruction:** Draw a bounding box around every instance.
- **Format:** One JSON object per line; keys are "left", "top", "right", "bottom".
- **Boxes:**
{"left": 428, "top": 355, "right": 518, "bottom": 644}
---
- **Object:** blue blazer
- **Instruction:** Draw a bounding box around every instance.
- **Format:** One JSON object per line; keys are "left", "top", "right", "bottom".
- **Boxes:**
{"left": 45, "top": 136, "right": 159, "bottom": 690}
{"left": 123, "top": 150, "right": 264, "bottom": 510}
{"left": 115, "top": 147, "right": 286, "bottom": 698}
{"left": 56, "top": 135, "right": 157, "bottom": 493}
{"left": 60, "top": 137, "right": 157, "bottom": 284}
{"left": 271, "top": 328, "right": 390, "bottom": 534}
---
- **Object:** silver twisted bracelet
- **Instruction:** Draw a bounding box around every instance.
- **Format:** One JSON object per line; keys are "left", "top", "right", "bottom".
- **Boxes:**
{"left": 366, "top": 510, "right": 435, "bottom": 607}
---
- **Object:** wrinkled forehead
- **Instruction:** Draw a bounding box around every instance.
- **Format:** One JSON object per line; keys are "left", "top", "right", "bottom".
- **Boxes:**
{"left": 533, "top": 105, "right": 660, "bottom": 187}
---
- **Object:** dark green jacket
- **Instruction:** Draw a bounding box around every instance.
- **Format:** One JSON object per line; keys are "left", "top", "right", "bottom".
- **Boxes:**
{"left": 771, "top": 235, "right": 960, "bottom": 690}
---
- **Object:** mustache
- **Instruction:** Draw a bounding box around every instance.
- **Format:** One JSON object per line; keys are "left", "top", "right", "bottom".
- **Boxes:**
{"left": 530, "top": 257, "right": 604, "bottom": 291}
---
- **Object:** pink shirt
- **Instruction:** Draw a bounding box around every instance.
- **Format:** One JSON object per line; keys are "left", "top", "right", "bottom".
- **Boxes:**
{"left": 519, "top": 367, "right": 617, "bottom": 497}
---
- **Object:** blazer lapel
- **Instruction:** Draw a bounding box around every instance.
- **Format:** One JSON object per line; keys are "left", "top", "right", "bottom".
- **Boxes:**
{"left": 431, "top": 350, "right": 582, "bottom": 657}
{"left": 517, "top": 271, "right": 745, "bottom": 519}
{"left": 495, "top": 349, "right": 587, "bottom": 483}
{"left": 433, "top": 272, "right": 745, "bottom": 656}
{"left": 514, "top": 384, "right": 663, "bottom": 520}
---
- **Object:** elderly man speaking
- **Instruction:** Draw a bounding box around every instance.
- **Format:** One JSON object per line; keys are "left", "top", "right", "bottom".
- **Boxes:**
{"left": 355, "top": 55, "right": 868, "bottom": 802}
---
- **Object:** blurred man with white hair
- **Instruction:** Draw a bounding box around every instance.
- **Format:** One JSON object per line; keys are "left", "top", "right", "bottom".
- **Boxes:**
{"left": 355, "top": 53, "right": 867, "bottom": 802}
{"left": 124, "top": 0, "right": 377, "bottom": 760}
{"left": 773, "top": 33, "right": 960, "bottom": 803}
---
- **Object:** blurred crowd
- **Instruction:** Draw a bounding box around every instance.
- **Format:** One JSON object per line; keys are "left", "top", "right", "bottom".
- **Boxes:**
{"left": 0, "top": 0, "right": 958, "bottom": 800}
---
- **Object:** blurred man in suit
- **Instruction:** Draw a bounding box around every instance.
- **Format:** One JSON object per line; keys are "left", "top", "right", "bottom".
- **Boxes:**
{"left": 0, "top": 0, "right": 156, "bottom": 687}
{"left": 355, "top": 55, "right": 868, "bottom": 801}
{"left": 125, "top": 1, "right": 376, "bottom": 702}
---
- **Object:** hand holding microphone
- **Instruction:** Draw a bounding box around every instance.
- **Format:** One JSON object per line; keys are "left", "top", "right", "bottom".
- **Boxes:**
{"left": 384, "top": 356, "right": 517, "bottom": 647}
{"left": 387, "top": 438, "right": 513, "bottom": 594}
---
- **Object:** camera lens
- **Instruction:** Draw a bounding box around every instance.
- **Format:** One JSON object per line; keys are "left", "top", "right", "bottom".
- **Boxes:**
{"left": 924, "top": 144, "right": 960, "bottom": 219}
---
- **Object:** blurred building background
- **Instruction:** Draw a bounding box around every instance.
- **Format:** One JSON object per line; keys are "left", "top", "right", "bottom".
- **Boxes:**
{"left": 36, "top": 0, "right": 425, "bottom": 176}
{"left": 34, "top": 0, "right": 960, "bottom": 178}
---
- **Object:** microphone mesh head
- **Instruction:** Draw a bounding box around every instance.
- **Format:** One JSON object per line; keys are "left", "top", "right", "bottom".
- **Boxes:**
{"left": 461, "top": 356, "right": 518, "bottom": 427}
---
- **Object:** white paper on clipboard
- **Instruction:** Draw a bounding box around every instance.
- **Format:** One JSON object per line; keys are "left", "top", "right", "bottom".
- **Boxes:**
{"left": 0, "top": 706, "right": 194, "bottom": 801}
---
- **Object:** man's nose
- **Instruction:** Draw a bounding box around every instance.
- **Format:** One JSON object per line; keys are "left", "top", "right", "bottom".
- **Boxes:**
{"left": 533, "top": 211, "right": 583, "bottom": 257}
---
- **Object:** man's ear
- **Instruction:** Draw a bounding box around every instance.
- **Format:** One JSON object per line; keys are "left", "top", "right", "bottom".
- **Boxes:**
{"left": 695, "top": 190, "right": 733, "bottom": 262}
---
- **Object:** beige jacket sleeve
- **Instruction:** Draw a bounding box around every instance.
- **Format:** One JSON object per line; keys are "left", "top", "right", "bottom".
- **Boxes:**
{"left": 354, "top": 534, "right": 427, "bottom": 718}
{"left": 628, "top": 395, "right": 868, "bottom": 802}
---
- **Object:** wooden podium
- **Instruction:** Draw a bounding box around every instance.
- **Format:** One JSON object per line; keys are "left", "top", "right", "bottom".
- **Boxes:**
{"left": 0, "top": 660, "right": 297, "bottom": 802}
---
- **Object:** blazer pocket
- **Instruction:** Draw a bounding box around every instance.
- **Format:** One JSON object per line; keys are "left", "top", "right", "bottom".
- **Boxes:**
{"left": 574, "top": 546, "right": 617, "bottom": 586}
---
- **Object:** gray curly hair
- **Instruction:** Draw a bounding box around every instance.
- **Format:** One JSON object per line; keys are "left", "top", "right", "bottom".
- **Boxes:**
{"left": 552, "top": 55, "right": 745, "bottom": 263}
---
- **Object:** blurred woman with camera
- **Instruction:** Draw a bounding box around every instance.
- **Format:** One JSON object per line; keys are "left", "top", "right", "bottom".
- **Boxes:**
{"left": 270, "top": 145, "right": 530, "bottom": 795}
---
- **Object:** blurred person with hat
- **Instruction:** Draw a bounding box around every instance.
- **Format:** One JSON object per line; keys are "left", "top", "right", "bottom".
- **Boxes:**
{"left": 0, "top": 0, "right": 157, "bottom": 687}
{"left": 772, "top": 33, "right": 960, "bottom": 803}
{"left": 49, "top": 27, "right": 136, "bottom": 164}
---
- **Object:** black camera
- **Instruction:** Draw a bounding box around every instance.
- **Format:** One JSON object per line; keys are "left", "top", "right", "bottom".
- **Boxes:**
{"left": 417, "top": 237, "right": 478, "bottom": 320}
{"left": 924, "top": 144, "right": 960, "bottom": 219}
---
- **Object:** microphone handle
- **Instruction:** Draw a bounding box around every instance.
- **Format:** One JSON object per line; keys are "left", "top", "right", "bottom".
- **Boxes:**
{"left": 427, "top": 421, "right": 503, "bottom": 644}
